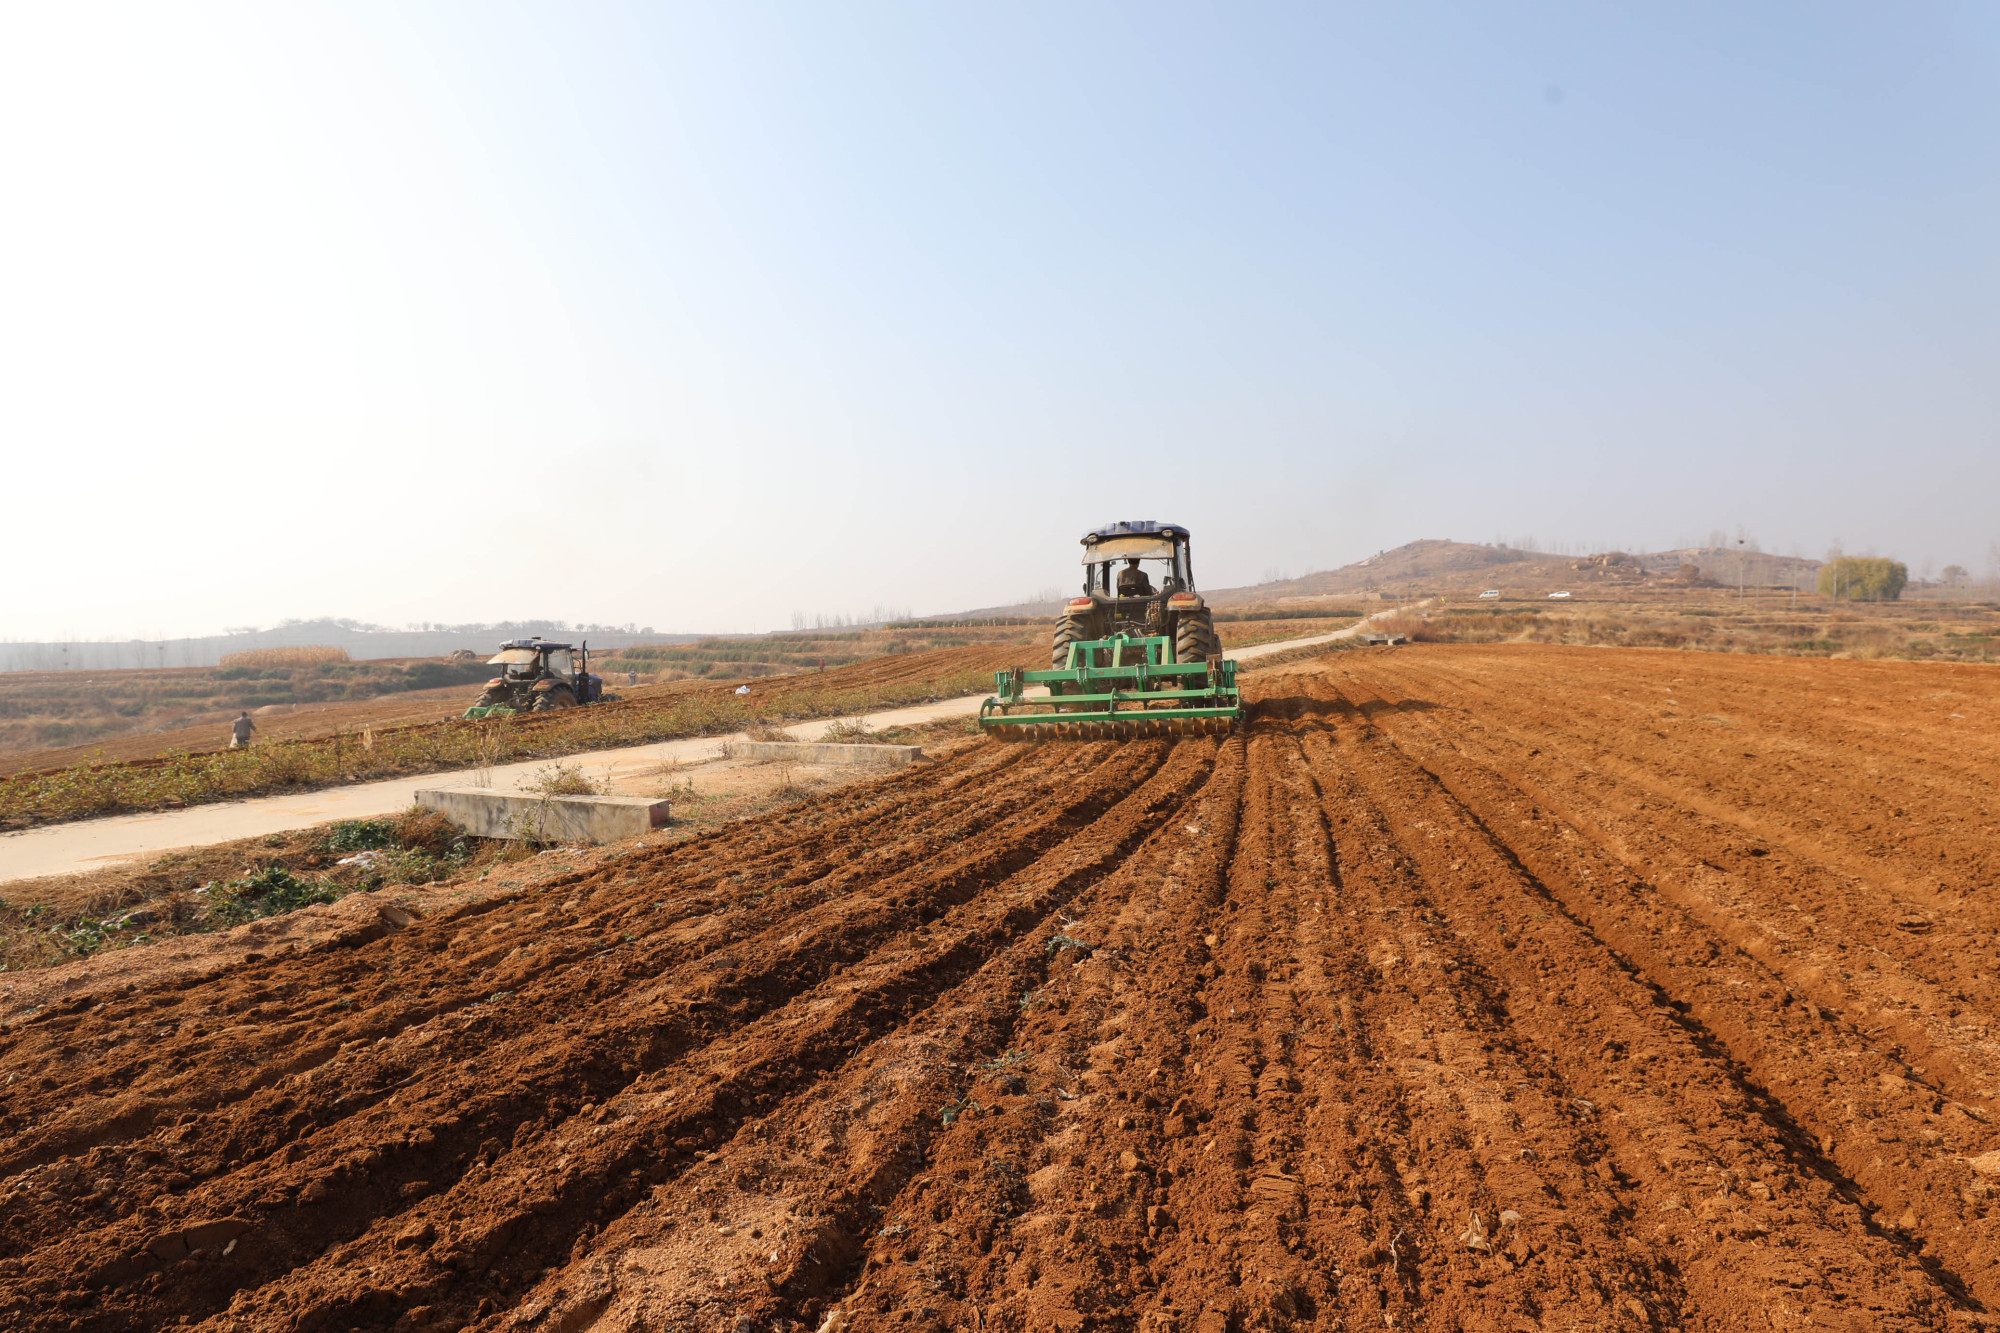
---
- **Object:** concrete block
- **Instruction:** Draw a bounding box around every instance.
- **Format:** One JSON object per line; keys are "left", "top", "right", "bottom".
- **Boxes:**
{"left": 414, "top": 787, "right": 670, "bottom": 844}
{"left": 722, "top": 741, "right": 921, "bottom": 767}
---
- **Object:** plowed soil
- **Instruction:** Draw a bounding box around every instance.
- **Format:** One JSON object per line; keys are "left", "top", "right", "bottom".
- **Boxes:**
{"left": 5, "top": 644, "right": 1999, "bottom": 1333}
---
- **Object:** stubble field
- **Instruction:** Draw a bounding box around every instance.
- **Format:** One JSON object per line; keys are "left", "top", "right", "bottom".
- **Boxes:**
{"left": 3, "top": 643, "right": 1997, "bottom": 1332}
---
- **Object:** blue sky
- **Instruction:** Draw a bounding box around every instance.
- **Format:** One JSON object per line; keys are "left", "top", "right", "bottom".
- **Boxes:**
{"left": 3, "top": 2, "right": 1995, "bottom": 637}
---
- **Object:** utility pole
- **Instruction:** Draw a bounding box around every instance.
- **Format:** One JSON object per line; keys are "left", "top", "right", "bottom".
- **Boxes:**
{"left": 1737, "top": 538, "right": 1746, "bottom": 602}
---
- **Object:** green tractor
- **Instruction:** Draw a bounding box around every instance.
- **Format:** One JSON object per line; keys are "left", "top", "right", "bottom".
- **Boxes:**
{"left": 463, "top": 638, "right": 605, "bottom": 719}
{"left": 979, "top": 521, "right": 1241, "bottom": 740}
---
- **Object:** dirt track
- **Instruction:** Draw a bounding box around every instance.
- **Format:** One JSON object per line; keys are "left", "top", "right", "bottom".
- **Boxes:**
{"left": 4, "top": 644, "right": 1999, "bottom": 1332}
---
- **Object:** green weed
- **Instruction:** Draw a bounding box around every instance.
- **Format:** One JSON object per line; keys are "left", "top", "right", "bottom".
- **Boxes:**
{"left": 203, "top": 868, "right": 342, "bottom": 927}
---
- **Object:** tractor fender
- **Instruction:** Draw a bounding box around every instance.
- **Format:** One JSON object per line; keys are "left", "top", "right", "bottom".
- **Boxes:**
{"left": 1166, "top": 592, "right": 1206, "bottom": 610}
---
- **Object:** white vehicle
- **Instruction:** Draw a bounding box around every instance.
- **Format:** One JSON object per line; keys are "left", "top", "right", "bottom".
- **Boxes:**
{"left": 1548, "top": 590, "right": 1572, "bottom": 599}
{"left": 1478, "top": 589, "right": 1500, "bottom": 599}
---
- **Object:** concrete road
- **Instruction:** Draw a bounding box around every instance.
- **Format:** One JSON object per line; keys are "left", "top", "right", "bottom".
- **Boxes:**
{"left": 0, "top": 612, "right": 1413, "bottom": 885}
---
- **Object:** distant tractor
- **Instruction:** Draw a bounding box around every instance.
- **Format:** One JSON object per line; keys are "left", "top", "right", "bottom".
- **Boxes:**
{"left": 464, "top": 639, "right": 604, "bottom": 718}
{"left": 979, "top": 521, "right": 1240, "bottom": 740}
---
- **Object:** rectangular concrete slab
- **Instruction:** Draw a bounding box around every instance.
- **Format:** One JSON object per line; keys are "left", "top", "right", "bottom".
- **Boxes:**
{"left": 721, "top": 741, "right": 921, "bottom": 766}
{"left": 414, "top": 788, "right": 671, "bottom": 844}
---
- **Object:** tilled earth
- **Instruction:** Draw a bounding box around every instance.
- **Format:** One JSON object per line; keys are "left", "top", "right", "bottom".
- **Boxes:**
{"left": 4, "top": 645, "right": 1999, "bottom": 1332}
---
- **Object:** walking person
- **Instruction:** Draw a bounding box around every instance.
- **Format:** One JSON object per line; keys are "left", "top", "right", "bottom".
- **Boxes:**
{"left": 229, "top": 711, "right": 256, "bottom": 749}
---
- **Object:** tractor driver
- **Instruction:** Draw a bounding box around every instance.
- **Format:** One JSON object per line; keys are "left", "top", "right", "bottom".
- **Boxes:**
{"left": 1116, "top": 559, "right": 1155, "bottom": 597}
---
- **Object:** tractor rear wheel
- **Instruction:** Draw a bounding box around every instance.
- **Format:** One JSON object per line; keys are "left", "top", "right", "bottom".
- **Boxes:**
{"left": 1175, "top": 609, "right": 1221, "bottom": 664}
{"left": 1052, "top": 609, "right": 1099, "bottom": 670}
{"left": 531, "top": 687, "right": 578, "bottom": 712}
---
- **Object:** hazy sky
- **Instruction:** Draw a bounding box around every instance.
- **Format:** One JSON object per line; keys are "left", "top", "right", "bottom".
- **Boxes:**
{"left": 4, "top": 3, "right": 1996, "bottom": 639}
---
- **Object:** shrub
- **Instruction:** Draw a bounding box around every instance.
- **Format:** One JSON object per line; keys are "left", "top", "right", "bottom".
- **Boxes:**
{"left": 327, "top": 819, "right": 396, "bottom": 852}
{"left": 524, "top": 761, "right": 604, "bottom": 797}
{"left": 1819, "top": 557, "right": 1908, "bottom": 601}
{"left": 819, "top": 717, "right": 874, "bottom": 743}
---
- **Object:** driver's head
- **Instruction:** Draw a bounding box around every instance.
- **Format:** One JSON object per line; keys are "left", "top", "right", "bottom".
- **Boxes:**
{"left": 1125, "top": 559, "right": 1140, "bottom": 569}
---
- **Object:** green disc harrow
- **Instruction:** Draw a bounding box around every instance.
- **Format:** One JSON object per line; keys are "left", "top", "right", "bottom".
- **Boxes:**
{"left": 978, "top": 633, "right": 1241, "bottom": 741}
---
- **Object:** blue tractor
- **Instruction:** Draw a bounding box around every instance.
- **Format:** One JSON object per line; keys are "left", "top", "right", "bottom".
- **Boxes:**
{"left": 464, "top": 638, "right": 605, "bottom": 718}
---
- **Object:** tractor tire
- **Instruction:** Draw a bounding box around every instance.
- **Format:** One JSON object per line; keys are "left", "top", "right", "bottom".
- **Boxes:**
{"left": 1175, "top": 610, "right": 1221, "bottom": 664}
{"left": 530, "top": 687, "right": 578, "bottom": 712}
{"left": 1052, "top": 609, "right": 1099, "bottom": 670}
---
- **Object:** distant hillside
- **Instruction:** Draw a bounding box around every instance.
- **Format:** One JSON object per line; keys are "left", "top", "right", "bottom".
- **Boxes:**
{"left": 1212, "top": 540, "right": 1821, "bottom": 601}
{"left": 1208, "top": 540, "right": 1538, "bottom": 604}
{"left": 932, "top": 539, "right": 1826, "bottom": 619}
{"left": 0, "top": 618, "right": 705, "bottom": 674}
{"left": 1635, "top": 546, "right": 1822, "bottom": 588}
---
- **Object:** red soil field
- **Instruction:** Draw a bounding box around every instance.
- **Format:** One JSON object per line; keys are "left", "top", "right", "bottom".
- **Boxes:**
{"left": 3, "top": 644, "right": 1998, "bottom": 1332}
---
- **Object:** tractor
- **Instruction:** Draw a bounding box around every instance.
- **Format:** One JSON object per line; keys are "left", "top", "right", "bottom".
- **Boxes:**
{"left": 979, "top": 521, "right": 1240, "bottom": 739}
{"left": 464, "top": 638, "right": 605, "bottom": 718}
{"left": 1055, "top": 520, "right": 1221, "bottom": 668}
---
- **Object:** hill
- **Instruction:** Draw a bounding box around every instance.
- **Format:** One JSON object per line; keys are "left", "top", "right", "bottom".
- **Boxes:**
{"left": 1222, "top": 540, "right": 1824, "bottom": 601}
{"left": 941, "top": 539, "right": 1825, "bottom": 615}
{"left": 0, "top": 618, "right": 704, "bottom": 674}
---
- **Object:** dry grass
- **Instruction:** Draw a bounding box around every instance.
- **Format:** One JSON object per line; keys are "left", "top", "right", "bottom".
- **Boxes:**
{"left": 596, "top": 623, "right": 1039, "bottom": 682}
{"left": 0, "top": 655, "right": 492, "bottom": 758}
{"left": 217, "top": 645, "right": 350, "bottom": 669}
{"left": 1366, "top": 612, "right": 1446, "bottom": 642}
{"left": 1214, "top": 616, "right": 1356, "bottom": 649}
{"left": 1392, "top": 594, "right": 2000, "bottom": 661}
{"left": 0, "top": 650, "right": 1019, "bottom": 830}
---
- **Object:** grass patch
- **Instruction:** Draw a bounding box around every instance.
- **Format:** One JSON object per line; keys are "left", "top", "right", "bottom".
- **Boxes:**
{"left": 327, "top": 818, "right": 397, "bottom": 852}
{"left": 203, "top": 868, "right": 342, "bottom": 927}
{"left": 0, "top": 804, "right": 478, "bottom": 973}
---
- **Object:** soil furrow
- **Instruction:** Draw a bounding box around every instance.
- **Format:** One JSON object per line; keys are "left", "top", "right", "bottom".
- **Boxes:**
{"left": 4, "top": 644, "right": 1997, "bottom": 1330}
{"left": 1321, "top": 667, "right": 1976, "bottom": 1326}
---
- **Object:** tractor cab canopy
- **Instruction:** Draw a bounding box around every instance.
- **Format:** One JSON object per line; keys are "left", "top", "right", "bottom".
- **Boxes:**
{"left": 1079, "top": 521, "right": 1194, "bottom": 597}
{"left": 1079, "top": 521, "right": 1186, "bottom": 561}
{"left": 488, "top": 639, "right": 578, "bottom": 679}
